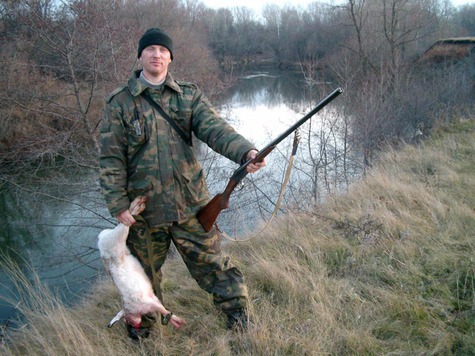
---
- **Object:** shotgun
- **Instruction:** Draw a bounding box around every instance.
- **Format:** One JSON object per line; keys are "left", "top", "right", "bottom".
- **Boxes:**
{"left": 197, "top": 87, "right": 343, "bottom": 232}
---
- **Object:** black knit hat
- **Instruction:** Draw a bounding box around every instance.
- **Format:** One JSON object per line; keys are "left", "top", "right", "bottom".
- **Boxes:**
{"left": 137, "top": 28, "right": 174, "bottom": 60}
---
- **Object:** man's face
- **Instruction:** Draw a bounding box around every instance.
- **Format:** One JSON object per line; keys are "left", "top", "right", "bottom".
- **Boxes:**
{"left": 140, "top": 45, "right": 172, "bottom": 80}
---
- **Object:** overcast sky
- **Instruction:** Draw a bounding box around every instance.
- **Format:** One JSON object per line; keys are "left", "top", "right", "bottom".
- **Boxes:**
{"left": 202, "top": 0, "right": 474, "bottom": 13}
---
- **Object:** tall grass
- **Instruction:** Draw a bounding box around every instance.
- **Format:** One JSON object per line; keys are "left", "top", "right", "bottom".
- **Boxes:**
{"left": 1, "top": 120, "right": 474, "bottom": 355}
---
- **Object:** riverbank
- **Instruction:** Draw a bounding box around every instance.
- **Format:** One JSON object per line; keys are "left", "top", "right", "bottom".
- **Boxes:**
{"left": 1, "top": 119, "right": 474, "bottom": 354}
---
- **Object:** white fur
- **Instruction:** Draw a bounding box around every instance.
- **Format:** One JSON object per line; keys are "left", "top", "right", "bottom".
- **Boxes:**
{"left": 98, "top": 197, "right": 185, "bottom": 329}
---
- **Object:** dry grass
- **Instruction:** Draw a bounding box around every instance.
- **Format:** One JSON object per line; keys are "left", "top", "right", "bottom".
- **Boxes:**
{"left": 1, "top": 120, "right": 474, "bottom": 355}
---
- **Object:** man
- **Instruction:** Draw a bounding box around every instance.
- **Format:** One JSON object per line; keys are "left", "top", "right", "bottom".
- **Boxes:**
{"left": 99, "top": 28, "right": 265, "bottom": 339}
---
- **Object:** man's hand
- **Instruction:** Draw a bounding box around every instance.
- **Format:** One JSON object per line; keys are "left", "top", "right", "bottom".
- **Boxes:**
{"left": 116, "top": 209, "right": 136, "bottom": 226}
{"left": 245, "top": 149, "right": 266, "bottom": 173}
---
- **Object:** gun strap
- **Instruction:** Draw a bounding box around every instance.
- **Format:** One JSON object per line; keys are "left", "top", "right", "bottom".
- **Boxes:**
{"left": 220, "top": 129, "right": 301, "bottom": 242}
{"left": 140, "top": 91, "right": 192, "bottom": 146}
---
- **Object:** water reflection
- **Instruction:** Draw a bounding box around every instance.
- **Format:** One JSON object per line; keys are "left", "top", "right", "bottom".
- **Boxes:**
{"left": 219, "top": 67, "right": 315, "bottom": 147}
{"left": 0, "top": 177, "right": 109, "bottom": 326}
{"left": 224, "top": 67, "right": 310, "bottom": 108}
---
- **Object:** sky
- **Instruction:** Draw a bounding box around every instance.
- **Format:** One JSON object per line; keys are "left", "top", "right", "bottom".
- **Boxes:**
{"left": 202, "top": 0, "right": 474, "bottom": 13}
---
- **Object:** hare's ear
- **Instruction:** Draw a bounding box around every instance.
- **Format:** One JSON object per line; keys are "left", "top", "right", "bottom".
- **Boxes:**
{"left": 108, "top": 310, "right": 124, "bottom": 328}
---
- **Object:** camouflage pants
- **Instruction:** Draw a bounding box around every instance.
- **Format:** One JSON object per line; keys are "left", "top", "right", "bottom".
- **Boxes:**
{"left": 126, "top": 214, "right": 248, "bottom": 326}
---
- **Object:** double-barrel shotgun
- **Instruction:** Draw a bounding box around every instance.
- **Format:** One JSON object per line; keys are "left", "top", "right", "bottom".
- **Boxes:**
{"left": 197, "top": 87, "right": 344, "bottom": 232}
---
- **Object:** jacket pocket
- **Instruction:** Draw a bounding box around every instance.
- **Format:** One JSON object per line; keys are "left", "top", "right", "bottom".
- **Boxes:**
{"left": 182, "top": 168, "right": 209, "bottom": 204}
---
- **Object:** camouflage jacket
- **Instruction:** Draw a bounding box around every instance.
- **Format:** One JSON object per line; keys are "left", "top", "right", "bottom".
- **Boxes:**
{"left": 100, "top": 71, "right": 255, "bottom": 227}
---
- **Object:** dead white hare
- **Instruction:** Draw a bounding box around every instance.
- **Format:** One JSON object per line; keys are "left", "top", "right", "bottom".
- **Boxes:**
{"left": 98, "top": 196, "right": 186, "bottom": 331}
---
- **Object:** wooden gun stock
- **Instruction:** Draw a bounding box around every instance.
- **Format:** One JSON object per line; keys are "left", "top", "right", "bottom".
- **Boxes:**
{"left": 197, "top": 87, "right": 343, "bottom": 232}
{"left": 197, "top": 145, "right": 275, "bottom": 232}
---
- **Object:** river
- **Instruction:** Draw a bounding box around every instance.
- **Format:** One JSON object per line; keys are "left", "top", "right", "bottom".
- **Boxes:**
{"left": 0, "top": 65, "right": 346, "bottom": 328}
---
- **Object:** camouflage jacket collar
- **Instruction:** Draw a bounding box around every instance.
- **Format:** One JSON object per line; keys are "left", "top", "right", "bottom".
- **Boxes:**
{"left": 127, "top": 70, "right": 183, "bottom": 96}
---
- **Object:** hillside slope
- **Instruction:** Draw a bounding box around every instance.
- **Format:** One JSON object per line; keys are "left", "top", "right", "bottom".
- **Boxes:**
{"left": 2, "top": 120, "right": 474, "bottom": 355}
